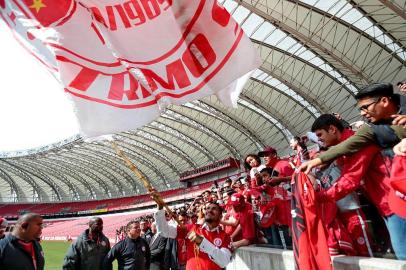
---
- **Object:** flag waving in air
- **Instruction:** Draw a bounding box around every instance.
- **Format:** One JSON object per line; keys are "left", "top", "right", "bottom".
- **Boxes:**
{"left": 0, "top": 0, "right": 260, "bottom": 137}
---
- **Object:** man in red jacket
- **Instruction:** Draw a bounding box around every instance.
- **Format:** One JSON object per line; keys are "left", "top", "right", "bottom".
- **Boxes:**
{"left": 221, "top": 193, "right": 256, "bottom": 249}
{"left": 153, "top": 192, "right": 232, "bottom": 270}
{"left": 311, "top": 114, "right": 406, "bottom": 260}
{"left": 258, "top": 147, "right": 293, "bottom": 248}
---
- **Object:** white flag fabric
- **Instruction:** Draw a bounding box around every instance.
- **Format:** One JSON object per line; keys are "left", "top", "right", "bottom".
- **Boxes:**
{"left": 0, "top": 0, "right": 260, "bottom": 137}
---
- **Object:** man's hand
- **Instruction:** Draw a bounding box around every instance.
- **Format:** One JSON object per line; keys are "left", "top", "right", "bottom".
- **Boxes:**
{"left": 266, "top": 177, "right": 287, "bottom": 186}
{"left": 394, "top": 139, "right": 406, "bottom": 156}
{"left": 187, "top": 231, "right": 203, "bottom": 246}
{"left": 229, "top": 242, "right": 236, "bottom": 252}
{"left": 351, "top": 120, "right": 365, "bottom": 130}
{"left": 149, "top": 188, "right": 165, "bottom": 209}
{"left": 392, "top": 114, "right": 406, "bottom": 128}
{"left": 298, "top": 158, "right": 322, "bottom": 174}
{"left": 399, "top": 83, "right": 406, "bottom": 94}
{"left": 307, "top": 173, "right": 318, "bottom": 188}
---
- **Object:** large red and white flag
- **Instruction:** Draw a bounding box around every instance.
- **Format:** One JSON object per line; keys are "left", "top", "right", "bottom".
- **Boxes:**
{"left": 0, "top": 0, "right": 260, "bottom": 137}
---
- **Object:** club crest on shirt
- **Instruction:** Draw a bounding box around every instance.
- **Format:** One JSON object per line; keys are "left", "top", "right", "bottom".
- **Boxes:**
{"left": 101, "top": 241, "right": 106, "bottom": 246}
{"left": 213, "top": 238, "right": 222, "bottom": 247}
{"left": 142, "top": 246, "right": 146, "bottom": 252}
{"left": 357, "top": 237, "right": 365, "bottom": 245}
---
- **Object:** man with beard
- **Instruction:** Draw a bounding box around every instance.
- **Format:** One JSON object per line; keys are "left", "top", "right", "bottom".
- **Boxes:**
{"left": 63, "top": 217, "right": 110, "bottom": 270}
{"left": 151, "top": 190, "right": 232, "bottom": 270}
{"left": 0, "top": 213, "right": 44, "bottom": 270}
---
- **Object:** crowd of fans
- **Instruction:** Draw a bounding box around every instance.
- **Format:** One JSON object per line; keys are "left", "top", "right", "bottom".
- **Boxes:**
{"left": 0, "top": 82, "right": 405, "bottom": 270}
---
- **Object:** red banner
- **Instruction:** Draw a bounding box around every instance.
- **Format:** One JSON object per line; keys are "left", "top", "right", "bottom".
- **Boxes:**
{"left": 291, "top": 172, "right": 333, "bottom": 270}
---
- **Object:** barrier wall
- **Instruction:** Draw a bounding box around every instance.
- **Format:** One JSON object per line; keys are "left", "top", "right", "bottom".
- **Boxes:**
{"left": 227, "top": 247, "right": 406, "bottom": 270}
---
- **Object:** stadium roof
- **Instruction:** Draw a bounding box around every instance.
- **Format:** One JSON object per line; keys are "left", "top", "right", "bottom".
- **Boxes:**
{"left": 0, "top": 0, "right": 405, "bottom": 202}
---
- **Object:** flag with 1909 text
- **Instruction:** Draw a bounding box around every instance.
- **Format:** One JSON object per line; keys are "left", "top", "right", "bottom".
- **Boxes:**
{"left": 0, "top": 0, "right": 260, "bottom": 137}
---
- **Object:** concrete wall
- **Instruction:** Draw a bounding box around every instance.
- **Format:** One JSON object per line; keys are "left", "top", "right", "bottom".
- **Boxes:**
{"left": 226, "top": 247, "right": 406, "bottom": 270}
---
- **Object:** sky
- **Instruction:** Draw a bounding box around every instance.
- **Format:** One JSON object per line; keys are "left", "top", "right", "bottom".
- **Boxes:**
{"left": 0, "top": 22, "right": 79, "bottom": 152}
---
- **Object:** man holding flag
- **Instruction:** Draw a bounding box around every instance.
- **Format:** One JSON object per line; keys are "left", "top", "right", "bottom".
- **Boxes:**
{"left": 151, "top": 189, "right": 232, "bottom": 270}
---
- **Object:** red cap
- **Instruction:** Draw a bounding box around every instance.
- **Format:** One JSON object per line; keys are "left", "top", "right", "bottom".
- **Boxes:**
{"left": 0, "top": 217, "right": 8, "bottom": 228}
{"left": 258, "top": 147, "right": 277, "bottom": 157}
{"left": 389, "top": 178, "right": 406, "bottom": 219}
{"left": 228, "top": 193, "right": 245, "bottom": 207}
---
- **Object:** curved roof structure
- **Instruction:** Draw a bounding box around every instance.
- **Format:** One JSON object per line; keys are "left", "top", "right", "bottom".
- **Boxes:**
{"left": 0, "top": 0, "right": 405, "bottom": 203}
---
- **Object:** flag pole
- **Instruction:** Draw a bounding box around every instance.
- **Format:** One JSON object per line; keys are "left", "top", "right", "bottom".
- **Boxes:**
{"left": 112, "top": 141, "right": 180, "bottom": 225}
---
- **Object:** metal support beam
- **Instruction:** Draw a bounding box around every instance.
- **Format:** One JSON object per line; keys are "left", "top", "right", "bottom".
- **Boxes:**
{"left": 193, "top": 100, "right": 266, "bottom": 149}
{"left": 147, "top": 121, "right": 216, "bottom": 162}
{"left": 252, "top": 39, "right": 358, "bottom": 97}
{"left": 164, "top": 110, "right": 242, "bottom": 159}
{"left": 237, "top": 0, "right": 372, "bottom": 84}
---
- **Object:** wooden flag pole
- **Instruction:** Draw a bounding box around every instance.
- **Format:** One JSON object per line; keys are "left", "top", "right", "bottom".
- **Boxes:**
{"left": 112, "top": 141, "right": 180, "bottom": 225}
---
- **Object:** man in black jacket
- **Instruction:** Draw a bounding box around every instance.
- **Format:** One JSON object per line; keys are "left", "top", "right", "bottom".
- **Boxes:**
{"left": 103, "top": 220, "right": 151, "bottom": 270}
{"left": 0, "top": 213, "right": 45, "bottom": 270}
{"left": 149, "top": 223, "right": 167, "bottom": 270}
{"left": 63, "top": 217, "right": 110, "bottom": 270}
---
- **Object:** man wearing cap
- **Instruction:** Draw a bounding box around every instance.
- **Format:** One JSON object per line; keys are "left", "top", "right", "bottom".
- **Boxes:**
{"left": 0, "top": 217, "right": 8, "bottom": 240}
{"left": 258, "top": 147, "right": 294, "bottom": 184}
{"left": 301, "top": 82, "right": 406, "bottom": 173}
{"left": 152, "top": 190, "right": 232, "bottom": 270}
{"left": 63, "top": 217, "right": 110, "bottom": 270}
{"left": 220, "top": 193, "right": 256, "bottom": 249}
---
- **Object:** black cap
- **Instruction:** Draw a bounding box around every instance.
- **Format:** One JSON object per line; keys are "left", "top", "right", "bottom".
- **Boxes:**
{"left": 355, "top": 82, "right": 393, "bottom": 100}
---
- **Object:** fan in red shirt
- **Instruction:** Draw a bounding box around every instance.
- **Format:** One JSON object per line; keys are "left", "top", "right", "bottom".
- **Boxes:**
{"left": 220, "top": 188, "right": 239, "bottom": 238}
{"left": 220, "top": 193, "right": 256, "bottom": 249}
{"left": 258, "top": 147, "right": 294, "bottom": 226}
{"left": 152, "top": 191, "right": 232, "bottom": 270}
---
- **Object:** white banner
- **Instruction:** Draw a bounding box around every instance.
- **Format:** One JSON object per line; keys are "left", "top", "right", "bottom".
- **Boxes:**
{"left": 0, "top": 0, "right": 260, "bottom": 137}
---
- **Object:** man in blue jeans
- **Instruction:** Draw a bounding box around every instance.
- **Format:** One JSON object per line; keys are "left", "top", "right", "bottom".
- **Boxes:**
{"left": 385, "top": 214, "right": 406, "bottom": 259}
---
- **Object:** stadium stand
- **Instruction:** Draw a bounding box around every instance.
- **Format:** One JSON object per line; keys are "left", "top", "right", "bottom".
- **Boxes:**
{"left": 0, "top": 178, "right": 224, "bottom": 218}
{"left": 41, "top": 210, "right": 151, "bottom": 243}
